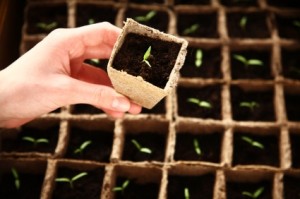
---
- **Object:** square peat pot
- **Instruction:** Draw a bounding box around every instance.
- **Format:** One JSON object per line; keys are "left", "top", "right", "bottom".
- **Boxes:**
{"left": 108, "top": 18, "right": 188, "bottom": 109}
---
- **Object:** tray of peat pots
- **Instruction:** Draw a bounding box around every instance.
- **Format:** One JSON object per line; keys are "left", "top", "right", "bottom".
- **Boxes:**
{"left": 0, "top": 119, "right": 61, "bottom": 158}
{"left": 275, "top": 12, "right": 300, "bottom": 41}
{"left": 283, "top": 170, "right": 300, "bottom": 198}
{"left": 220, "top": 0, "right": 259, "bottom": 7}
{"left": 283, "top": 85, "right": 300, "bottom": 123}
{"left": 288, "top": 128, "right": 300, "bottom": 169}
{"left": 280, "top": 46, "right": 300, "bottom": 82}
{"left": 267, "top": 0, "right": 300, "bottom": 8}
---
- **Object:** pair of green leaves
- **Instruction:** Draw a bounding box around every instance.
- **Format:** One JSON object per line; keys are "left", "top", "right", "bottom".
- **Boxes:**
{"left": 183, "top": 24, "right": 200, "bottom": 35}
{"left": 55, "top": 172, "right": 88, "bottom": 189}
{"left": 240, "top": 101, "right": 259, "bottom": 111}
{"left": 36, "top": 22, "right": 58, "bottom": 31}
{"left": 241, "top": 136, "right": 264, "bottom": 150}
{"left": 73, "top": 140, "right": 92, "bottom": 154}
{"left": 131, "top": 139, "right": 152, "bottom": 154}
{"left": 233, "top": 54, "right": 264, "bottom": 68}
{"left": 22, "top": 136, "right": 49, "bottom": 147}
{"left": 113, "top": 179, "right": 130, "bottom": 193}
{"left": 135, "top": 11, "right": 157, "bottom": 23}
{"left": 187, "top": 98, "right": 212, "bottom": 109}
{"left": 242, "top": 187, "right": 265, "bottom": 199}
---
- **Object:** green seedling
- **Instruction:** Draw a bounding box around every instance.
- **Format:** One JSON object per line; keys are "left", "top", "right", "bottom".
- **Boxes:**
{"left": 242, "top": 187, "right": 264, "bottom": 199}
{"left": 22, "top": 136, "right": 49, "bottom": 147}
{"left": 142, "top": 46, "right": 152, "bottom": 67}
{"left": 113, "top": 179, "right": 130, "bottom": 193}
{"left": 239, "top": 16, "right": 248, "bottom": 30}
{"left": 73, "top": 140, "right": 92, "bottom": 154}
{"left": 11, "top": 168, "right": 20, "bottom": 190}
{"left": 193, "top": 138, "right": 202, "bottom": 156}
{"left": 135, "top": 11, "right": 157, "bottom": 22}
{"left": 88, "top": 18, "right": 95, "bottom": 25}
{"left": 241, "top": 136, "right": 264, "bottom": 150}
{"left": 187, "top": 98, "right": 212, "bottom": 109}
{"left": 293, "top": 20, "right": 300, "bottom": 28}
{"left": 195, "top": 49, "right": 203, "bottom": 67}
{"left": 240, "top": 101, "right": 259, "bottom": 111}
{"left": 36, "top": 22, "right": 58, "bottom": 31}
{"left": 233, "top": 54, "right": 264, "bottom": 68}
{"left": 131, "top": 139, "right": 152, "bottom": 154}
{"left": 183, "top": 24, "right": 200, "bottom": 35}
{"left": 184, "top": 187, "right": 190, "bottom": 199}
{"left": 55, "top": 172, "right": 88, "bottom": 189}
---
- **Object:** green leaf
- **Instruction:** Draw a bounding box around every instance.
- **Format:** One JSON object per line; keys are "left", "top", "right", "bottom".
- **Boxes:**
{"left": 293, "top": 20, "right": 300, "bottom": 28}
{"left": 15, "top": 179, "right": 20, "bottom": 190}
{"left": 11, "top": 168, "right": 20, "bottom": 190}
{"left": 183, "top": 24, "right": 199, "bottom": 35}
{"left": 135, "top": 11, "right": 156, "bottom": 22}
{"left": 242, "top": 191, "right": 254, "bottom": 198}
{"left": 36, "top": 138, "right": 49, "bottom": 144}
{"left": 195, "top": 49, "right": 203, "bottom": 67}
{"left": 72, "top": 172, "right": 88, "bottom": 182}
{"left": 113, "top": 187, "right": 123, "bottom": 192}
{"left": 233, "top": 54, "right": 247, "bottom": 65}
{"left": 143, "top": 46, "right": 152, "bottom": 67}
{"left": 240, "top": 16, "right": 248, "bottom": 30}
{"left": 252, "top": 141, "right": 265, "bottom": 149}
{"left": 248, "top": 59, "right": 264, "bottom": 66}
{"left": 240, "top": 101, "right": 259, "bottom": 111}
{"left": 36, "top": 22, "right": 58, "bottom": 31}
{"left": 146, "top": 11, "right": 156, "bottom": 20}
{"left": 55, "top": 178, "right": 71, "bottom": 183}
{"left": 193, "top": 139, "right": 201, "bottom": 155}
{"left": 131, "top": 139, "right": 141, "bottom": 150}
{"left": 80, "top": 140, "right": 92, "bottom": 150}
{"left": 199, "top": 101, "right": 212, "bottom": 108}
{"left": 11, "top": 168, "right": 19, "bottom": 179}
{"left": 89, "top": 18, "right": 95, "bottom": 24}
{"left": 140, "top": 147, "right": 152, "bottom": 154}
{"left": 253, "top": 187, "right": 264, "bottom": 198}
{"left": 187, "top": 98, "right": 200, "bottom": 104}
{"left": 90, "top": 59, "right": 100, "bottom": 64}
{"left": 184, "top": 187, "right": 190, "bottom": 199}
{"left": 22, "top": 136, "right": 35, "bottom": 143}
{"left": 241, "top": 136, "right": 253, "bottom": 144}
{"left": 122, "top": 180, "right": 130, "bottom": 189}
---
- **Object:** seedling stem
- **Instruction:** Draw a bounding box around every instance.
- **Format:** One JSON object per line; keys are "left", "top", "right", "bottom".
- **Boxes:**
{"left": 193, "top": 138, "right": 202, "bottom": 156}
{"left": 184, "top": 187, "right": 190, "bottom": 199}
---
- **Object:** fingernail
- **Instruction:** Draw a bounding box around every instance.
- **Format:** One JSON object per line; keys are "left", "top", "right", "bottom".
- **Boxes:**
{"left": 111, "top": 98, "right": 130, "bottom": 111}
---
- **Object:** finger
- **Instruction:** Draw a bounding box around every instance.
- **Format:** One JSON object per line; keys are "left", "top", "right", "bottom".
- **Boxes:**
{"left": 128, "top": 102, "right": 142, "bottom": 114}
{"left": 101, "top": 108, "right": 125, "bottom": 119}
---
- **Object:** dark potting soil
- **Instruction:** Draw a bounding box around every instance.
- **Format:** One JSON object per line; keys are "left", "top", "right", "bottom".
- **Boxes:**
{"left": 113, "top": 33, "right": 181, "bottom": 89}
{"left": 276, "top": 15, "right": 300, "bottom": 40}
{"left": 26, "top": 3, "right": 67, "bottom": 34}
{"left": 167, "top": 174, "right": 215, "bottom": 199}
{"left": 233, "top": 133, "right": 279, "bottom": 166}
{"left": 227, "top": 12, "right": 270, "bottom": 38}
{"left": 226, "top": 180, "right": 272, "bottom": 199}
{"left": 174, "top": 0, "right": 210, "bottom": 5}
{"left": 177, "top": 85, "right": 222, "bottom": 119}
{"left": 180, "top": 47, "right": 222, "bottom": 78}
{"left": 129, "top": 0, "right": 164, "bottom": 4}
{"left": 53, "top": 167, "right": 104, "bottom": 199}
{"left": 290, "top": 133, "right": 300, "bottom": 168}
{"left": 84, "top": 59, "right": 108, "bottom": 72}
{"left": 281, "top": 48, "right": 300, "bottom": 80}
{"left": 174, "top": 132, "right": 222, "bottom": 163}
{"left": 221, "top": 0, "right": 258, "bottom": 7}
{"left": 284, "top": 92, "right": 300, "bottom": 121}
{"left": 65, "top": 127, "right": 113, "bottom": 162}
{"left": 51, "top": 108, "right": 61, "bottom": 113}
{"left": 177, "top": 12, "right": 219, "bottom": 38}
{"left": 283, "top": 175, "right": 300, "bottom": 199}
{"left": 267, "top": 0, "right": 300, "bottom": 8}
{"left": 1, "top": 125, "right": 59, "bottom": 153}
{"left": 0, "top": 171, "right": 45, "bottom": 199}
{"left": 114, "top": 177, "right": 160, "bottom": 199}
{"left": 71, "top": 104, "right": 104, "bottom": 115}
{"left": 122, "top": 133, "right": 166, "bottom": 162}
{"left": 230, "top": 50, "right": 272, "bottom": 79}
{"left": 76, "top": 4, "right": 117, "bottom": 27}
{"left": 125, "top": 9, "right": 169, "bottom": 32}
{"left": 230, "top": 86, "right": 275, "bottom": 121}
{"left": 141, "top": 99, "right": 166, "bottom": 114}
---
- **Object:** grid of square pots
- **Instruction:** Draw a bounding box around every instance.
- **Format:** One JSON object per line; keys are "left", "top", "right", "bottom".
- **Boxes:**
{"left": 1, "top": 0, "right": 300, "bottom": 198}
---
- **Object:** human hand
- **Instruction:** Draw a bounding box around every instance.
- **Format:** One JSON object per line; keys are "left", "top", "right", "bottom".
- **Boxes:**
{"left": 0, "top": 22, "right": 141, "bottom": 128}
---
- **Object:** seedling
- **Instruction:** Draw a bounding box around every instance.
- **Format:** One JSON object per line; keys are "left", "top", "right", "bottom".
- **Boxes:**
{"left": 293, "top": 20, "right": 300, "bottom": 28}
{"left": 22, "top": 136, "right": 49, "bottom": 147}
{"left": 11, "top": 168, "right": 20, "bottom": 190}
{"left": 142, "top": 46, "right": 152, "bottom": 67}
{"left": 73, "top": 140, "right": 92, "bottom": 154}
{"left": 183, "top": 24, "right": 200, "bottom": 35}
{"left": 239, "top": 16, "right": 248, "bottom": 30}
{"left": 113, "top": 179, "right": 130, "bottom": 193}
{"left": 193, "top": 138, "right": 202, "bottom": 156}
{"left": 135, "top": 11, "right": 157, "bottom": 23}
{"left": 233, "top": 54, "right": 264, "bottom": 68}
{"left": 131, "top": 139, "right": 152, "bottom": 154}
{"left": 240, "top": 101, "right": 259, "bottom": 111}
{"left": 187, "top": 98, "right": 212, "bottom": 109}
{"left": 88, "top": 18, "right": 95, "bottom": 25}
{"left": 36, "top": 22, "right": 58, "bottom": 31}
{"left": 242, "top": 186, "right": 264, "bottom": 199}
{"left": 184, "top": 187, "right": 190, "bottom": 199}
{"left": 241, "top": 136, "right": 264, "bottom": 150}
{"left": 55, "top": 172, "right": 88, "bottom": 189}
{"left": 195, "top": 49, "right": 203, "bottom": 68}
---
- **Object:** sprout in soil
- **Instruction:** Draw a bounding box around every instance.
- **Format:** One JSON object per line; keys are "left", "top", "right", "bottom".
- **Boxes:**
{"left": 113, "top": 179, "right": 130, "bottom": 193}
{"left": 195, "top": 49, "right": 203, "bottom": 68}
{"left": 183, "top": 24, "right": 200, "bottom": 35}
{"left": 36, "top": 22, "right": 58, "bottom": 31}
{"left": 135, "top": 11, "right": 157, "bottom": 23}
{"left": 142, "top": 46, "right": 152, "bottom": 67}
{"left": 241, "top": 136, "right": 264, "bottom": 150}
{"left": 55, "top": 172, "right": 88, "bottom": 189}
{"left": 88, "top": 18, "right": 95, "bottom": 25}
{"left": 193, "top": 138, "right": 202, "bottom": 156}
{"left": 22, "top": 136, "right": 49, "bottom": 147}
{"left": 184, "top": 187, "right": 190, "bottom": 199}
{"left": 187, "top": 98, "right": 212, "bottom": 109}
{"left": 293, "top": 20, "right": 300, "bottom": 28}
{"left": 131, "top": 139, "right": 152, "bottom": 154}
{"left": 239, "top": 16, "right": 248, "bottom": 30}
{"left": 233, "top": 54, "right": 264, "bottom": 68}
{"left": 240, "top": 101, "right": 259, "bottom": 112}
{"left": 242, "top": 186, "right": 264, "bottom": 199}
{"left": 11, "top": 168, "right": 20, "bottom": 190}
{"left": 73, "top": 140, "right": 92, "bottom": 154}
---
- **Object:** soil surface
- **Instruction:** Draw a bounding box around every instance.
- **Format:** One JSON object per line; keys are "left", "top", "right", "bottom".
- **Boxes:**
{"left": 129, "top": 0, "right": 164, "bottom": 3}
{"left": 141, "top": 99, "right": 166, "bottom": 114}
{"left": 113, "top": 33, "right": 181, "bottom": 89}
{"left": 283, "top": 175, "right": 300, "bottom": 198}
{"left": 267, "top": 0, "right": 300, "bottom": 8}
{"left": 71, "top": 104, "right": 104, "bottom": 115}
{"left": 281, "top": 48, "right": 300, "bottom": 80}
{"left": 284, "top": 92, "right": 300, "bottom": 121}
{"left": 276, "top": 15, "right": 300, "bottom": 40}
{"left": 221, "top": 0, "right": 258, "bottom": 7}
{"left": 290, "top": 133, "right": 300, "bottom": 168}
{"left": 174, "top": 0, "right": 210, "bottom": 5}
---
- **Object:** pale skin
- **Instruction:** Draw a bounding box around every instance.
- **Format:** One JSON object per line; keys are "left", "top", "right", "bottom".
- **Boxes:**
{"left": 0, "top": 22, "right": 142, "bottom": 128}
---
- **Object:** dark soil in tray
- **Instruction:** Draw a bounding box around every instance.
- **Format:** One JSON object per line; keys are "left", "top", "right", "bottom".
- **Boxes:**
{"left": 122, "top": 132, "right": 166, "bottom": 162}
{"left": 284, "top": 92, "right": 300, "bottom": 121}
{"left": 267, "top": 0, "right": 300, "bottom": 8}
{"left": 113, "top": 177, "right": 160, "bottom": 199}
{"left": 226, "top": 180, "right": 272, "bottom": 199}
{"left": 177, "top": 12, "right": 219, "bottom": 38}
{"left": 51, "top": 108, "right": 61, "bottom": 113}
{"left": 26, "top": 3, "right": 67, "bottom": 34}
{"left": 227, "top": 12, "right": 270, "bottom": 38}
{"left": 230, "top": 86, "right": 275, "bottom": 121}
{"left": 0, "top": 170, "right": 45, "bottom": 199}
{"left": 174, "top": 132, "right": 222, "bottom": 163}
{"left": 125, "top": 9, "right": 169, "bottom": 32}
{"left": 174, "top": 0, "right": 210, "bottom": 5}
{"left": 129, "top": 0, "right": 164, "bottom": 4}
{"left": 76, "top": 4, "right": 117, "bottom": 27}
{"left": 180, "top": 47, "right": 222, "bottom": 78}
{"left": 71, "top": 104, "right": 104, "bottom": 115}
{"left": 221, "top": 0, "right": 258, "bottom": 7}
{"left": 177, "top": 85, "right": 222, "bottom": 119}
{"left": 276, "top": 15, "right": 300, "bottom": 40}
{"left": 283, "top": 175, "right": 300, "bottom": 199}
{"left": 64, "top": 127, "right": 113, "bottom": 162}
{"left": 167, "top": 174, "right": 215, "bottom": 199}
{"left": 141, "top": 99, "right": 166, "bottom": 114}
{"left": 230, "top": 50, "right": 272, "bottom": 79}
{"left": 53, "top": 167, "right": 104, "bottom": 199}
{"left": 233, "top": 132, "right": 279, "bottom": 166}
{"left": 1, "top": 125, "right": 59, "bottom": 153}
{"left": 290, "top": 133, "right": 300, "bottom": 168}
{"left": 281, "top": 48, "right": 300, "bottom": 80}
{"left": 113, "top": 33, "right": 181, "bottom": 89}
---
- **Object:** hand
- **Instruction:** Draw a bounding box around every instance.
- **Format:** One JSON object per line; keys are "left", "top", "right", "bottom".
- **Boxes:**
{"left": 0, "top": 22, "right": 141, "bottom": 128}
